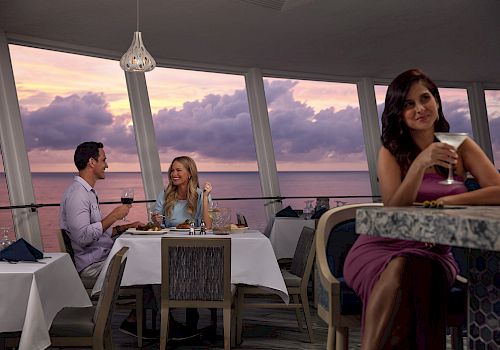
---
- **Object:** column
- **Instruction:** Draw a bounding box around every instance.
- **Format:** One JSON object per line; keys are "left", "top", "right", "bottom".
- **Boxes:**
{"left": 245, "top": 68, "right": 283, "bottom": 220}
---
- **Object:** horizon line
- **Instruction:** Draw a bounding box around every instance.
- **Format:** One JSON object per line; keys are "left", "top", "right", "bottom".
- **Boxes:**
{"left": 1, "top": 170, "right": 370, "bottom": 174}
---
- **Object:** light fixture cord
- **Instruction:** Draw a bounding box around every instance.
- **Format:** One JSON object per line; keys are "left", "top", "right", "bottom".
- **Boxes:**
{"left": 136, "top": 0, "right": 139, "bottom": 32}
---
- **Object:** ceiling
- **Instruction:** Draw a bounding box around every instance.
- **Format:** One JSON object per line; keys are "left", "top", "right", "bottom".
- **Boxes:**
{"left": 1, "top": 0, "right": 500, "bottom": 84}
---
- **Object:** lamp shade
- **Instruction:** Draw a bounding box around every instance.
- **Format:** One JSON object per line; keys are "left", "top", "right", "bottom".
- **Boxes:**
{"left": 120, "top": 31, "right": 156, "bottom": 72}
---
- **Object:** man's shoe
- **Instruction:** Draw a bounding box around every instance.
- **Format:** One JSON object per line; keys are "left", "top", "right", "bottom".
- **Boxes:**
{"left": 119, "top": 319, "right": 159, "bottom": 340}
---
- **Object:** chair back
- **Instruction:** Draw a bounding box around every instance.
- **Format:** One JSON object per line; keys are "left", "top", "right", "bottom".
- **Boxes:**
{"left": 316, "top": 203, "right": 383, "bottom": 279}
{"left": 59, "top": 229, "right": 76, "bottom": 263}
{"left": 93, "top": 247, "right": 129, "bottom": 339}
{"left": 161, "top": 237, "right": 231, "bottom": 306}
{"left": 315, "top": 203, "right": 382, "bottom": 322}
{"left": 290, "top": 226, "right": 316, "bottom": 281}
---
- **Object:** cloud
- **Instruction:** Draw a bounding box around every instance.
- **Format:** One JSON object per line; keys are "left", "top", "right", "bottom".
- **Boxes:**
{"left": 21, "top": 93, "right": 137, "bottom": 153}
{"left": 20, "top": 81, "right": 484, "bottom": 166}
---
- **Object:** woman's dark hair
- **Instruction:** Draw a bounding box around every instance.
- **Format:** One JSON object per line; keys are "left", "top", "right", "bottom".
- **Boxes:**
{"left": 381, "top": 69, "right": 449, "bottom": 177}
{"left": 74, "top": 142, "right": 104, "bottom": 170}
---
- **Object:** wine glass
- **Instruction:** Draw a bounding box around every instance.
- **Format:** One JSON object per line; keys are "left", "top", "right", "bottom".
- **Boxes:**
{"left": 120, "top": 188, "right": 134, "bottom": 221}
{"left": 434, "top": 132, "right": 468, "bottom": 185}
{"left": 0, "top": 226, "right": 13, "bottom": 251}
{"left": 303, "top": 200, "right": 314, "bottom": 219}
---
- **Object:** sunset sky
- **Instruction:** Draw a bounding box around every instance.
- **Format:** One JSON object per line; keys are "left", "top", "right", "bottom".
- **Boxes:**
{"left": 5, "top": 44, "right": 500, "bottom": 173}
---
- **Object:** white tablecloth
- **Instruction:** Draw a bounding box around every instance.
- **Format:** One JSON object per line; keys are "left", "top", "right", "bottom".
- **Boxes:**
{"left": 0, "top": 253, "right": 92, "bottom": 350}
{"left": 92, "top": 231, "right": 289, "bottom": 303}
{"left": 269, "top": 218, "right": 316, "bottom": 260}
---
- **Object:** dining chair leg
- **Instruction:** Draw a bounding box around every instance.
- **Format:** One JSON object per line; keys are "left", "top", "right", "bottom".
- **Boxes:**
{"left": 231, "top": 304, "right": 237, "bottom": 348}
{"left": 136, "top": 289, "right": 144, "bottom": 348}
{"left": 301, "top": 290, "right": 314, "bottom": 342}
{"left": 292, "top": 294, "right": 304, "bottom": 330}
{"left": 327, "top": 325, "right": 335, "bottom": 350}
{"left": 236, "top": 289, "right": 244, "bottom": 345}
{"left": 335, "top": 327, "right": 348, "bottom": 350}
{"left": 223, "top": 307, "right": 231, "bottom": 350}
{"left": 160, "top": 306, "right": 170, "bottom": 350}
{"left": 104, "top": 328, "right": 113, "bottom": 350}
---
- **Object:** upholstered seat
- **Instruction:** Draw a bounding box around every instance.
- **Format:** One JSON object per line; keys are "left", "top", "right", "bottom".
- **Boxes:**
{"left": 50, "top": 307, "right": 95, "bottom": 337}
{"left": 49, "top": 246, "right": 130, "bottom": 349}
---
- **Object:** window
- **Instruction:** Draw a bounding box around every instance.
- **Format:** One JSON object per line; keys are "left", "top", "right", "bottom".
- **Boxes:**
{"left": 485, "top": 90, "right": 500, "bottom": 168}
{"left": 375, "top": 85, "right": 388, "bottom": 130}
{"left": 146, "top": 68, "right": 265, "bottom": 228}
{"left": 0, "top": 146, "right": 15, "bottom": 241}
{"left": 376, "top": 85, "right": 472, "bottom": 135}
{"left": 9, "top": 44, "right": 143, "bottom": 251}
{"left": 264, "top": 78, "right": 372, "bottom": 211}
{"left": 439, "top": 88, "right": 472, "bottom": 135}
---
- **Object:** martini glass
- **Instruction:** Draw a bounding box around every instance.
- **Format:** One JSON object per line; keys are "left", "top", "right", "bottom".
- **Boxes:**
{"left": 434, "top": 132, "right": 468, "bottom": 185}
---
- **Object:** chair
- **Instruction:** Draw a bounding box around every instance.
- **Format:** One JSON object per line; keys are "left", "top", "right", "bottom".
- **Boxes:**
{"left": 315, "top": 203, "right": 466, "bottom": 350}
{"left": 48, "top": 246, "right": 130, "bottom": 349}
{"left": 57, "top": 229, "right": 148, "bottom": 347}
{"left": 236, "top": 226, "right": 316, "bottom": 344}
{"left": 160, "top": 236, "right": 234, "bottom": 350}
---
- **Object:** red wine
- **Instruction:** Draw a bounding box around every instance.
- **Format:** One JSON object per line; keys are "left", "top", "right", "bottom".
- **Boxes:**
{"left": 121, "top": 197, "right": 133, "bottom": 205}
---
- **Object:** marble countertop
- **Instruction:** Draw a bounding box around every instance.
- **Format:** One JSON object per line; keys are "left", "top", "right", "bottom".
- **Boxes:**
{"left": 356, "top": 206, "right": 500, "bottom": 251}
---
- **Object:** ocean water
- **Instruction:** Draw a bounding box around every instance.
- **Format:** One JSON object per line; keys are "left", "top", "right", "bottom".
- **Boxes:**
{"left": 0, "top": 171, "right": 373, "bottom": 251}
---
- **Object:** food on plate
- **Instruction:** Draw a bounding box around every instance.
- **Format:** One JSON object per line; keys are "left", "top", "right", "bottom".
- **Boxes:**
{"left": 176, "top": 219, "right": 194, "bottom": 229}
{"left": 422, "top": 200, "right": 444, "bottom": 209}
{"left": 136, "top": 222, "right": 161, "bottom": 231}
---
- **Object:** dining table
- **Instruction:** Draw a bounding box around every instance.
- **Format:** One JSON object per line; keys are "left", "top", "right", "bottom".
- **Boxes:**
{"left": 92, "top": 230, "right": 289, "bottom": 303}
{"left": 0, "top": 252, "right": 92, "bottom": 350}
{"left": 356, "top": 205, "right": 500, "bottom": 349}
{"left": 268, "top": 217, "right": 316, "bottom": 260}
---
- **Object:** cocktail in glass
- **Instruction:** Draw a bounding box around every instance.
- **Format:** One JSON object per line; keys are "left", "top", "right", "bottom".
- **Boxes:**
{"left": 434, "top": 132, "right": 468, "bottom": 185}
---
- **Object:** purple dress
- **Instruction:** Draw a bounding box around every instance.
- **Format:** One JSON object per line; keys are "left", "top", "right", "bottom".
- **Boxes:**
{"left": 344, "top": 173, "right": 467, "bottom": 329}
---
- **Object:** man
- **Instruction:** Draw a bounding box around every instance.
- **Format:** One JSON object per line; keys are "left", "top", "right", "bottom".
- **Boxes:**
{"left": 60, "top": 141, "right": 139, "bottom": 278}
{"left": 60, "top": 141, "right": 150, "bottom": 338}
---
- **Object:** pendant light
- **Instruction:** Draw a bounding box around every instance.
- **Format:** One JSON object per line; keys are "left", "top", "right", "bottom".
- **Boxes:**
{"left": 120, "top": 0, "right": 156, "bottom": 72}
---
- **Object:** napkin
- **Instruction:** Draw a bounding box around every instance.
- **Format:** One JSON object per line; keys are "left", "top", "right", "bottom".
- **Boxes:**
{"left": 275, "top": 205, "right": 299, "bottom": 218}
{"left": 0, "top": 238, "right": 43, "bottom": 262}
{"left": 311, "top": 207, "right": 327, "bottom": 219}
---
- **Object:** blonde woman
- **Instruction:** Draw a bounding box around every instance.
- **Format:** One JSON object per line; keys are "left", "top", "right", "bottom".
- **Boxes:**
{"left": 152, "top": 156, "right": 213, "bottom": 229}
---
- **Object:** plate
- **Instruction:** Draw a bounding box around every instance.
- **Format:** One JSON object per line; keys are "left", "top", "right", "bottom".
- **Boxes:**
{"left": 231, "top": 227, "right": 249, "bottom": 233}
{"left": 168, "top": 227, "right": 201, "bottom": 232}
{"left": 126, "top": 228, "right": 169, "bottom": 235}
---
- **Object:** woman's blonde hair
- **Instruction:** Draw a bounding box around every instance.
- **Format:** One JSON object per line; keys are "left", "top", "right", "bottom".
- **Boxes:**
{"left": 163, "top": 156, "right": 200, "bottom": 218}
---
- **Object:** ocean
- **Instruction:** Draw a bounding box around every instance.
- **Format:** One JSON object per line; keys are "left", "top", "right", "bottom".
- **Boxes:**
{"left": 0, "top": 171, "right": 373, "bottom": 251}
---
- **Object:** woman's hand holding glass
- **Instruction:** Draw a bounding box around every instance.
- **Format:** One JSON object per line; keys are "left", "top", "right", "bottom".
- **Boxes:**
{"left": 150, "top": 210, "right": 164, "bottom": 228}
{"left": 415, "top": 142, "right": 457, "bottom": 170}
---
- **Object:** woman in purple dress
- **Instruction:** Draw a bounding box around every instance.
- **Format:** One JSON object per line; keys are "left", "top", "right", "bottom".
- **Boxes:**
{"left": 344, "top": 69, "right": 500, "bottom": 349}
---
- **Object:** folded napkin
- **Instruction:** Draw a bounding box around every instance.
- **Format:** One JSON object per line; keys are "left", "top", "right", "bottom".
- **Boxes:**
{"left": 275, "top": 205, "right": 299, "bottom": 218}
{"left": 311, "top": 207, "right": 327, "bottom": 219}
{"left": 0, "top": 238, "right": 43, "bottom": 262}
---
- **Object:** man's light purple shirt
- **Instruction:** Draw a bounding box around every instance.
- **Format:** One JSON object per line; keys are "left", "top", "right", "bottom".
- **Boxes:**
{"left": 60, "top": 176, "right": 114, "bottom": 272}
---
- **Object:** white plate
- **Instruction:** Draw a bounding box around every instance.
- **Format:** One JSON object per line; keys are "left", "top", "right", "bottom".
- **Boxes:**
{"left": 126, "top": 228, "right": 169, "bottom": 235}
{"left": 168, "top": 227, "right": 201, "bottom": 232}
{"left": 231, "top": 227, "right": 249, "bottom": 233}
